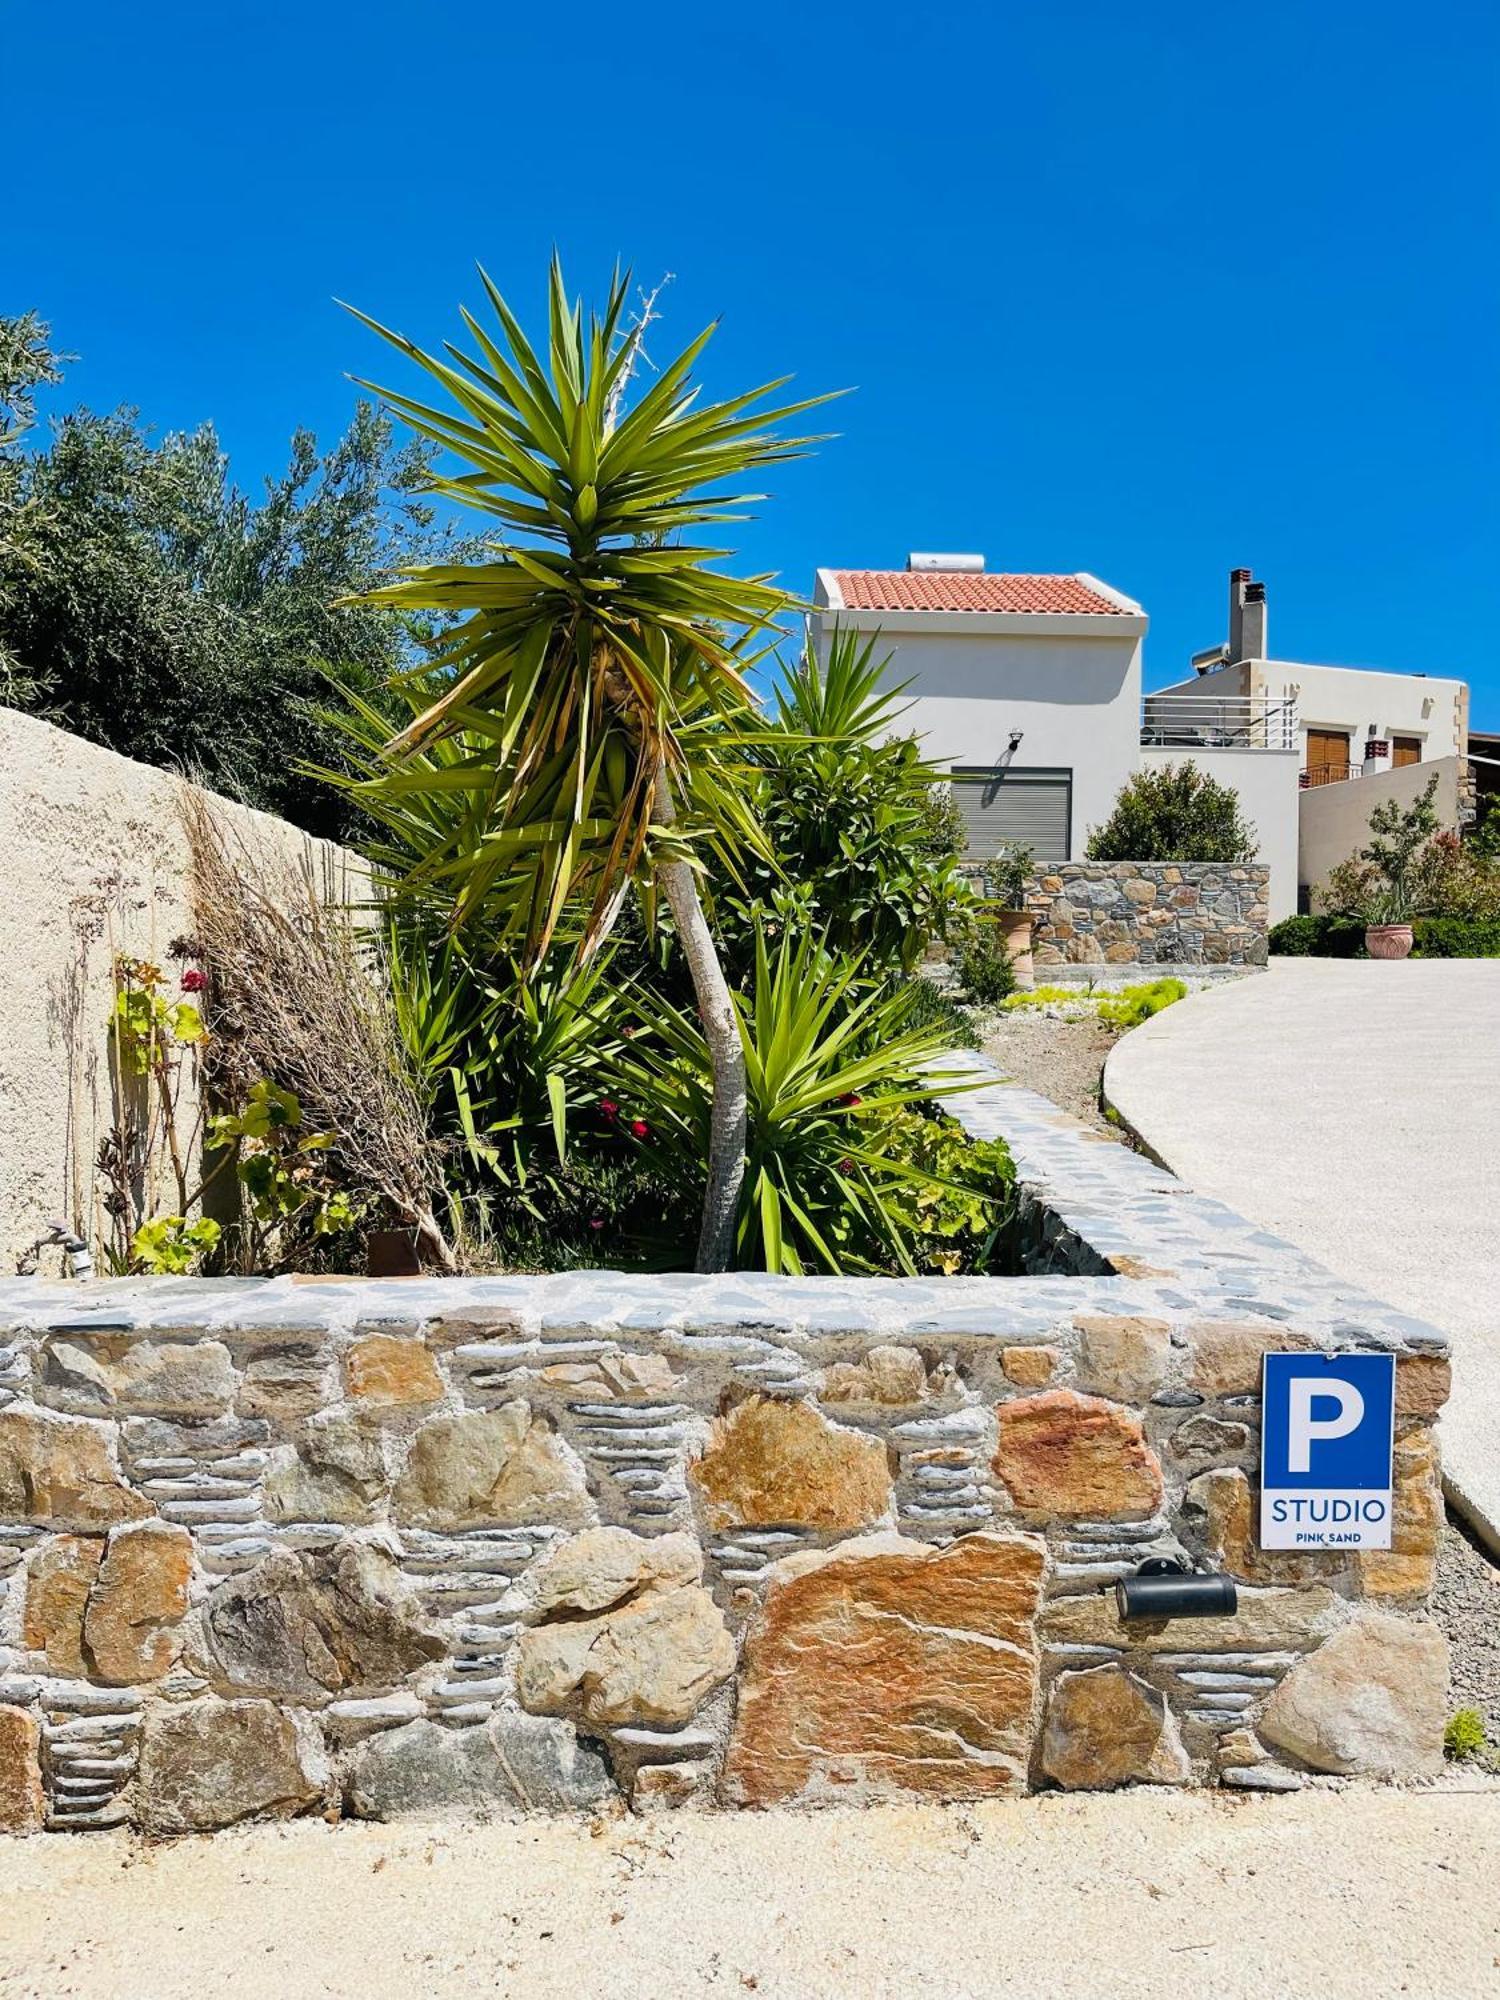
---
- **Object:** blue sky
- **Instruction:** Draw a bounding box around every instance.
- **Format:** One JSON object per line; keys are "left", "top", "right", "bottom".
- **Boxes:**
{"left": 9, "top": 1, "right": 1499, "bottom": 720}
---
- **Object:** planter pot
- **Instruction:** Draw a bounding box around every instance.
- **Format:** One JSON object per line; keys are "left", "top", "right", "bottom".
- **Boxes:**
{"left": 999, "top": 909, "right": 1036, "bottom": 989}
{"left": 1364, "top": 923, "right": 1414, "bottom": 961}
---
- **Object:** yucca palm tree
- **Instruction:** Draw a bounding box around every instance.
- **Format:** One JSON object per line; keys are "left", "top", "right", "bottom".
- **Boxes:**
{"left": 341, "top": 263, "right": 829, "bottom": 1271}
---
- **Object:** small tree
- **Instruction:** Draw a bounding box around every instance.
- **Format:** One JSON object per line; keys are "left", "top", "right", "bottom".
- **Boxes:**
{"left": 1357, "top": 773, "right": 1440, "bottom": 923}
{"left": 342, "top": 264, "right": 829, "bottom": 1272}
{"left": 1086, "top": 761, "right": 1256, "bottom": 864}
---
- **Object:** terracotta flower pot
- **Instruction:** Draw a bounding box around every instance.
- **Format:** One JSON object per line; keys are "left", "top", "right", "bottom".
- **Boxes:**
{"left": 1364, "top": 923, "right": 1414, "bottom": 961}
{"left": 999, "top": 909, "right": 1035, "bottom": 989}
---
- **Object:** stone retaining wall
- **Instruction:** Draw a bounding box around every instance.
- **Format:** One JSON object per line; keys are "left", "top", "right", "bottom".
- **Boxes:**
{"left": 0, "top": 1063, "right": 1449, "bottom": 1832}
{"left": 1023, "top": 863, "right": 1270, "bottom": 970}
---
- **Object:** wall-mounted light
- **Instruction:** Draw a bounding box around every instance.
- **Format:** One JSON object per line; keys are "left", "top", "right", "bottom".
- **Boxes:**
{"left": 1114, "top": 1557, "right": 1237, "bottom": 1622}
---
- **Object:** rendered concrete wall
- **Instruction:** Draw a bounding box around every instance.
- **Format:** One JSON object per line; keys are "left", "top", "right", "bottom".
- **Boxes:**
{"left": 0, "top": 1062, "right": 1452, "bottom": 1830}
{"left": 1138, "top": 746, "right": 1300, "bottom": 921}
{"left": 0, "top": 707, "right": 365, "bottom": 1273}
{"left": 809, "top": 609, "right": 1145, "bottom": 860}
{"left": 1299, "top": 755, "right": 1461, "bottom": 904}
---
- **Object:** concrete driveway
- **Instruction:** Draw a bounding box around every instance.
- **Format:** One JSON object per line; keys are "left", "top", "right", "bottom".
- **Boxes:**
{"left": 1105, "top": 959, "right": 1500, "bottom": 1549}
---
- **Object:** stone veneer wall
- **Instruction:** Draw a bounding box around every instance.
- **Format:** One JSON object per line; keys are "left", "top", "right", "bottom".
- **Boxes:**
{"left": 0, "top": 1060, "right": 1450, "bottom": 1833}
{"left": 1023, "top": 863, "right": 1270, "bottom": 970}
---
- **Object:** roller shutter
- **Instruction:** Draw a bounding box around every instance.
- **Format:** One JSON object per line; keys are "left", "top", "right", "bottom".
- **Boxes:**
{"left": 949, "top": 767, "right": 1072, "bottom": 864}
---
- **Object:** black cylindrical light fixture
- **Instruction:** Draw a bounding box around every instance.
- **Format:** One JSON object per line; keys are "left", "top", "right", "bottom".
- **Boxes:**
{"left": 1115, "top": 1557, "right": 1237, "bottom": 1622}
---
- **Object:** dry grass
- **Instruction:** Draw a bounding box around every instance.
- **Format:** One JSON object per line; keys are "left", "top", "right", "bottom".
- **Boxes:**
{"left": 180, "top": 789, "right": 455, "bottom": 1269}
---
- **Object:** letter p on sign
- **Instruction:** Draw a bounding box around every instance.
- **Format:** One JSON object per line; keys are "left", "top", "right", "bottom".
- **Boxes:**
{"left": 1286, "top": 1378, "right": 1365, "bottom": 1472}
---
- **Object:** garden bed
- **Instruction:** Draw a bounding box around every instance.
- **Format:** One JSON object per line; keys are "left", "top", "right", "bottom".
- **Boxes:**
{"left": 0, "top": 1060, "right": 1457, "bottom": 1832}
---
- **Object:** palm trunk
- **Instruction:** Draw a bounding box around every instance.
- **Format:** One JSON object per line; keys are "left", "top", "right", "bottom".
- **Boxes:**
{"left": 652, "top": 757, "right": 746, "bottom": 1273}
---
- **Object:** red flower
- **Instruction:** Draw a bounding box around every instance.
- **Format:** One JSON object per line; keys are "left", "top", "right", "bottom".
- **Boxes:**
{"left": 599, "top": 1099, "right": 619, "bottom": 1120}
{"left": 840, "top": 1091, "right": 863, "bottom": 1107}
{"left": 629, "top": 1118, "right": 650, "bottom": 1140}
{"left": 588, "top": 1217, "right": 605, "bottom": 1231}
{"left": 838, "top": 1156, "right": 855, "bottom": 1173}
{"left": 180, "top": 969, "right": 207, "bottom": 993}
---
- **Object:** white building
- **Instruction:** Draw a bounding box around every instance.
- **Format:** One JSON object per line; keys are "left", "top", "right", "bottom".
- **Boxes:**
{"left": 812, "top": 556, "right": 1302, "bottom": 919}
{"left": 1151, "top": 569, "right": 1471, "bottom": 904}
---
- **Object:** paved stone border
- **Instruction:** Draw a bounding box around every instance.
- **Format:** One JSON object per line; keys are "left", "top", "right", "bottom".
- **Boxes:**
{"left": 0, "top": 1060, "right": 1451, "bottom": 1830}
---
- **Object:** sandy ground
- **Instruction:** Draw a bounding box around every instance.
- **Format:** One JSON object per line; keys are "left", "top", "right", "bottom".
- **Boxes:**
{"left": 3, "top": 1789, "right": 1499, "bottom": 2000}
{"left": 1104, "top": 960, "right": 1500, "bottom": 1550}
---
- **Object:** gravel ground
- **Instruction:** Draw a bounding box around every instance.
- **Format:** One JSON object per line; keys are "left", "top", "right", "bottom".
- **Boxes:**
{"left": 3, "top": 1791, "right": 1499, "bottom": 2000}
{"left": 977, "top": 1008, "right": 1122, "bottom": 1136}
{"left": 1435, "top": 1518, "right": 1500, "bottom": 1741}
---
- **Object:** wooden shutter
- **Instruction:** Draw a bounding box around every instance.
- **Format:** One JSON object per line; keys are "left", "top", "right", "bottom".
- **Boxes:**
{"left": 1392, "top": 736, "right": 1421, "bottom": 768}
{"left": 1305, "top": 729, "right": 1351, "bottom": 785}
{"left": 950, "top": 768, "right": 1072, "bottom": 864}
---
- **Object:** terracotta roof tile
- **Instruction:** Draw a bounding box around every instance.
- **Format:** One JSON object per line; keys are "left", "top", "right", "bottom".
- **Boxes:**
{"left": 829, "top": 571, "right": 1128, "bottom": 615}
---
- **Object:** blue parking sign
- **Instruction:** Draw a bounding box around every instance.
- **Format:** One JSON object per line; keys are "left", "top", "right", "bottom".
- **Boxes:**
{"left": 1260, "top": 1351, "right": 1396, "bottom": 1551}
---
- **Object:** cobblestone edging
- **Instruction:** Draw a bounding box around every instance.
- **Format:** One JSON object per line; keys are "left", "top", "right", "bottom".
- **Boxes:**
{"left": 1022, "top": 863, "right": 1270, "bottom": 970}
{"left": 0, "top": 1059, "right": 1450, "bottom": 1831}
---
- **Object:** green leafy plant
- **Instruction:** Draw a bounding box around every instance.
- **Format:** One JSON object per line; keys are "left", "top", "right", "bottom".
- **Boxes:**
{"left": 604, "top": 923, "right": 1013, "bottom": 1275}
{"left": 98, "top": 949, "right": 214, "bottom": 1269}
{"left": 711, "top": 628, "right": 976, "bottom": 978}
{"left": 333, "top": 260, "right": 834, "bottom": 1271}
{"left": 130, "top": 1214, "right": 222, "bottom": 1275}
{"left": 1412, "top": 917, "right": 1500, "bottom": 958}
{"left": 986, "top": 840, "right": 1035, "bottom": 912}
{"left": 386, "top": 919, "right": 623, "bottom": 1218}
{"left": 208, "top": 1081, "right": 362, "bottom": 1269}
{"left": 857, "top": 1104, "right": 1016, "bottom": 1275}
{"left": 1443, "top": 1708, "right": 1491, "bottom": 1763}
{"left": 1086, "top": 761, "right": 1256, "bottom": 863}
{"left": 954, "top": 928, "right": 1018, "bottom": 1005}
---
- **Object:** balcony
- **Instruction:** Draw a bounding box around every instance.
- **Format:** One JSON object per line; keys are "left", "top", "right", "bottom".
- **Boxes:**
{"left": 1140, "top": 693, "right": 1299, "bottom": 752}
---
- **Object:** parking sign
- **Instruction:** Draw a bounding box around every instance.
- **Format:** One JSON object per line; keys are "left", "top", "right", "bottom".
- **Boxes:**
{"left": 1260, "top": 1351, "right": 1396, "bottom": 1551}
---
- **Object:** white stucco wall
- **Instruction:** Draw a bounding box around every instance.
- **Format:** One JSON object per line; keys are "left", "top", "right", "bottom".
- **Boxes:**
{"left": 809, "top": 609, "right": 1146, "bottom": 857}
{"left": 0, "top": 706, "right": 367, "bottom": 1272}
{"left": 1298, "top": 754, "right": 1461, "bottom": 905}
{"left": 1137, "top": 745, "right": 1301, "bottom": 922}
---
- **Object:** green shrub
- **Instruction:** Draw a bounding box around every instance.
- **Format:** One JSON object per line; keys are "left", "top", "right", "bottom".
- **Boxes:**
{"left": 1096, "top": 979, "right": 1188, "bottom": 1030}
{"left": 1085, "top": 761, "right": 1256, "bottom": 864}
{"left": 1269, "top": 914, "right": 1366, "bottom": 957}
{"left": 955, "top": 928, "right": 1018, "bottom": 1004}
{"left": 898, "top": 976, "right": 982, "bottom": 1049}
{"left": 1444, "top": 1708, "right": 1490, "bottom": 1762}
{"left": 713, "top": 629, "right": 978, "bottom": 980}
{"left": 1412, "top": 918, "right": 1500, "bottom": 958}
{"left": 1268, "top": 914, "right": 1321, "bottom": 956}
{"left": 604, "top": 923, "right": 1016, "bottom": 1275}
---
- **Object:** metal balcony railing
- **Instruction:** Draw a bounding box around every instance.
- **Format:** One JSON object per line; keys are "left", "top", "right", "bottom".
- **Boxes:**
{"left": 1140, "top": 693, "right": 1299, "bottom": 752}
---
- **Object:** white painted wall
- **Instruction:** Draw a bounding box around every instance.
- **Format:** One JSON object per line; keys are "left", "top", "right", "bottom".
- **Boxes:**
{"left": 0, "top": 707, "right": 367, "bottom": 1270}
{"left": 809, "top": 606, "right": 1146, "bottom": 857}
{"left": 1137, "top": 745, "right": 1301, "bottom": 921}
{"left": 1299, "top": 754, "right": 1461, "bottom": 905}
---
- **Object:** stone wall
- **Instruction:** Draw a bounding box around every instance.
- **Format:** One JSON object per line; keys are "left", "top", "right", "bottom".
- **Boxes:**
{"left": 0, "top": 1062, "right": 1450, "bottom": 1831}
{"left": 0, "top": 706, "right": 366, "bottom": 1272}
{"left": 1024, "top": 863, "right": 1270, "bottom": 970}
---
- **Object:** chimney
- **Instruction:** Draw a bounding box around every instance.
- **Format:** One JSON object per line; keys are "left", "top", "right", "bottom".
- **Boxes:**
{"left": 1227, "top": 569, "right": 1267, "bottom": 663}
{"left": 1240, "top": 579, "right": 1268, "bottom": 661}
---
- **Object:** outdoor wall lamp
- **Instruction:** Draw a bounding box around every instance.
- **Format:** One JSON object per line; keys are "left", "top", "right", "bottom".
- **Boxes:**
{"left": 1114, "top": 1557, "right": 1237, "bottom": 1622}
